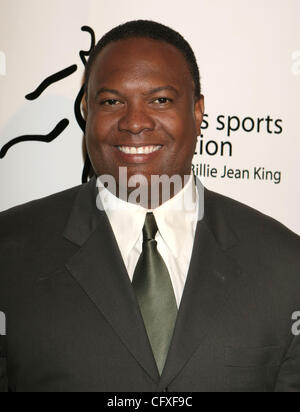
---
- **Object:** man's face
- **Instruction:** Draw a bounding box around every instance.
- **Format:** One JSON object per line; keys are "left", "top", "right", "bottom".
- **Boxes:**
{"left": 85, "top": 37, "right": 204, "bottom": 193}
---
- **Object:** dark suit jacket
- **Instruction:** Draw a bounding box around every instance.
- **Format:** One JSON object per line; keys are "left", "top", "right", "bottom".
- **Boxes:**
{"left": 0, "top": 176, "right": 299, "bottom": 392}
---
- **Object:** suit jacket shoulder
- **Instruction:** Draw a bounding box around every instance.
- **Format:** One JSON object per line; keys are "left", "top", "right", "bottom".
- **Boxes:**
{"left": 0, "top": 183, "right": 83, "bottom": 295}
{"left": 205, "top": 188, "right": 300, "bottom": 261}
{"left": 0, "top": 184, "right": 82, "bottom": 238}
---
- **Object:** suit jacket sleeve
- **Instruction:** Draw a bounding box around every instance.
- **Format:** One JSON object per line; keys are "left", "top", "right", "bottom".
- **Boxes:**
{"left": 0, "top": 335, "right": 8, "bottom": 392}
{"left": 275, "top": 335, "right": 300, "bottom": 392}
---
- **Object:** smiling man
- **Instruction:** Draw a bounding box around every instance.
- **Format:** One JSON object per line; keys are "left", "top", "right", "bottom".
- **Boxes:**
{"left": 0, "top": 20, "right": 299, "bottom": 393}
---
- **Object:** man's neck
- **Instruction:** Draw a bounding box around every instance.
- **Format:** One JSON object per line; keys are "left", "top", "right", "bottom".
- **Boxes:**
{"left": 97, "top": 172, "right": 195, "bottom": 210}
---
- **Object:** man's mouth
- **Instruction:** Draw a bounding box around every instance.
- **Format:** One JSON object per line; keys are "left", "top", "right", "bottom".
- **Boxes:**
{"left": 116, "top": 145, "right": 163, "bottom": 155}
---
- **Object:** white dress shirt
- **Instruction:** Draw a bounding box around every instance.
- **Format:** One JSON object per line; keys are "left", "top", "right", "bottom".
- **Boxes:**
{"left": 97, "top": 173, "right": 200, "bottom": 308}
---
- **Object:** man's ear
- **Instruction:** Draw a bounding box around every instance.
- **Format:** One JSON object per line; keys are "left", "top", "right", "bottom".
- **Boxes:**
{"left": 82, "top": 94, "right": 88, "bottom": 120}
{"left": 194, "top": 95, "right": 205, "bottom": 135}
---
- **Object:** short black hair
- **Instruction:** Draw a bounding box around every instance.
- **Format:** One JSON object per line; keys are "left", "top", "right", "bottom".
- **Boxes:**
{"left": 84, "top": 20, "right": 201, "bottom": 100}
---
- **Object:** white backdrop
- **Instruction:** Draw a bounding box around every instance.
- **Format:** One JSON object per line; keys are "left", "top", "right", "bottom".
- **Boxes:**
{"left": 0, "top": 0, "right": 299, "bottom": 235}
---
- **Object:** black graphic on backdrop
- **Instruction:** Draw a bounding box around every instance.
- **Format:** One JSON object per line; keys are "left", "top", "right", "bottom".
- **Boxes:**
{"left": 25, "top": 65, "right": 78, "bottom": 101}
{"left": 0, "top": 120, "right": 69, "bottom": 157}
{"left": 0, "top": 26, "right": 95, "bottom": 183}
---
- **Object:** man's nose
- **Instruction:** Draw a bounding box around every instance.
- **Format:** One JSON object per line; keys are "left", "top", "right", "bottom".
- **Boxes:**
{"left": 118, "top": 103, "right": 155, "bottom": 134}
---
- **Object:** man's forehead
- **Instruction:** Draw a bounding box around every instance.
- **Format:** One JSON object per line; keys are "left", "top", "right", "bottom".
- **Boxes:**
{"left": 96, "top": 37, "right": 187, "bottom": 68}
{"left": 91, "top": 37, "right": 192, "bottom": 86}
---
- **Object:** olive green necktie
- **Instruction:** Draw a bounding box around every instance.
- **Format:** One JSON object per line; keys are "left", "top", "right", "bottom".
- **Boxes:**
{"left": 132, "top": 212, "right": 178, "bottom": 375}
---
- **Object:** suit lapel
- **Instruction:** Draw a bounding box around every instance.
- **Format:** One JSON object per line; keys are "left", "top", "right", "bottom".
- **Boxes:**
{"left": 63, "top": 177, "right": 160, "bottom": 383}
{"left": 159, "top": 184, "right": 241, "bottom": 389}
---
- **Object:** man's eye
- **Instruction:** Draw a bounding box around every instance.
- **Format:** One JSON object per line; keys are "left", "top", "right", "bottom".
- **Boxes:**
{"left": 101, "top": 99, "right": 121, "bottom": 106}
{"left": 153, "top": 97, "right": 173, "bottom": 104}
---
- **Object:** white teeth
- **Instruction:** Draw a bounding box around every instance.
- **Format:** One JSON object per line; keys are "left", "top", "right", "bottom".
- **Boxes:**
{"left": 117, "top": 145, "right": 162, "bottom": 155}
{"left": 129, "top": 147, "right": 137, "bottom": 154}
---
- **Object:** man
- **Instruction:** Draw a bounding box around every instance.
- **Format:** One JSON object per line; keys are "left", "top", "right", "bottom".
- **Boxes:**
{"left": 0, "top": 20, "right": 299, "bottom": 392}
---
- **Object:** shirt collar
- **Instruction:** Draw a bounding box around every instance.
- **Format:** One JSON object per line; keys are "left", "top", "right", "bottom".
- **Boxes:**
{"left": 97, "top": 172, "right": 199, "bottom": 263}
{"left": 152, "top": 173, "right": 198, "bottom": 259}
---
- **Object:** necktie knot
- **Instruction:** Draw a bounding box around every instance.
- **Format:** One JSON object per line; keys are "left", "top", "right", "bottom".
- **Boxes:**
{"left": 143, "top": 212, "right": 158, "bottom": 241}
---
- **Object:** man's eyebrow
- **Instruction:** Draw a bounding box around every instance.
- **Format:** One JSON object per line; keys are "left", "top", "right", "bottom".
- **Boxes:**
{"left": 142, "top": 86, "right": 180, "bottom": 96}
{"left": 95, "top": 85, "right": 180, "bottom": 99}
{"left": 95, "top": 88, "right": 123, "bottom": 98}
